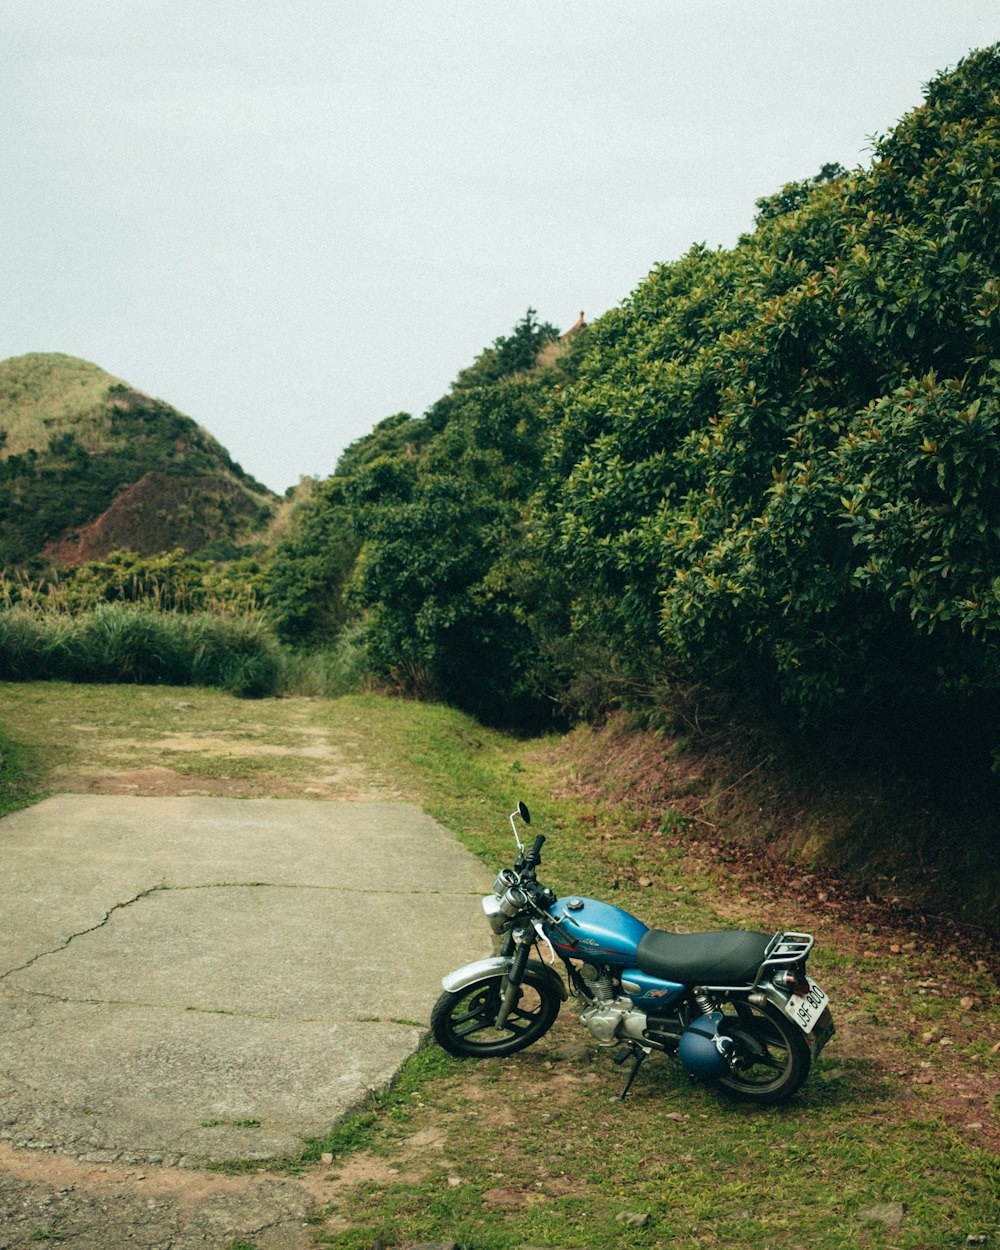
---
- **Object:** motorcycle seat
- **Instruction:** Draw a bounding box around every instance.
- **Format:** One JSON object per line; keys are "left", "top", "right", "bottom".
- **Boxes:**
{"left": 636, "top": 928, "right": 771, "bottom": 985}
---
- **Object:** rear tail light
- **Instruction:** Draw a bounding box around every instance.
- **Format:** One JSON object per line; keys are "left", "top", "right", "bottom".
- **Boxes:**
{"left": 775, "top": 968, "right": 810, "bottom": 996}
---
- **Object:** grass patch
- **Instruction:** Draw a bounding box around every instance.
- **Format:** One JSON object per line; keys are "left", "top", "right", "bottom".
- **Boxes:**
{"left": 306, "top": 1025, "right": 998, "bottom": 1249}
{"left": 0, "top": 720, "right": 42, "bottom": 818}
{"left": 278, "top": 630, "right": 370, "bottom": 698}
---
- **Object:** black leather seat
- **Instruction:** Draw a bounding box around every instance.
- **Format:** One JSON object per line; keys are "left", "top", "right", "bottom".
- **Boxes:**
{"left": 636, "top": 928, "right": 770, "bottom": 985}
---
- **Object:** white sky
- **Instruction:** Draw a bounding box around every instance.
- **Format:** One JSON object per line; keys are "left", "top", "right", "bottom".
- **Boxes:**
{"left": 2, "top": 2, "right": 998, "bottom": 493}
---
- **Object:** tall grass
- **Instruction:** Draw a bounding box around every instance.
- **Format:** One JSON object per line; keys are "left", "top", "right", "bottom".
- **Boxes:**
{"left": 0, "top": 604, "right": 281, "bottom": 697}
{"left": 277, "top": 625, "right": 371, "bottom": 697}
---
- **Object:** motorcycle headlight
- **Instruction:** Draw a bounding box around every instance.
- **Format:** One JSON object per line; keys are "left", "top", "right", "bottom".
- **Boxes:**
{"left": 482, "top": 894, "right": 509, "bottom": 934}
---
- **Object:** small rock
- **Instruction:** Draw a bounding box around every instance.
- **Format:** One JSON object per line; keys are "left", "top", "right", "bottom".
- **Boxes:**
{"left": 616, "top": 1212, "right": 650, "bottom": 1228}
{"left": 446, "top": 1176, "right": 463, "bottom": 1187}
{"left": 966, "top": 1235, "right": 987, "bottom": 1245}
{"left": 320, "top": 1152, "right": 334, "bottom": 1164}
{"left": 960, "top": 996, "right": 976, "bottom": 1012}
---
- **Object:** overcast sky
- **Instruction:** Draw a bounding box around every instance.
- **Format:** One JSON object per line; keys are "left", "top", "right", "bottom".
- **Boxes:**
{"left": 2, "top": 3, "right": 998, "bottom": 493}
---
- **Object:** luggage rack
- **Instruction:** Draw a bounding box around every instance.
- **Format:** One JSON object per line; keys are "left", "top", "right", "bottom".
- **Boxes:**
{"left": 751, "top": 931, "right": 815, "bottom": 988}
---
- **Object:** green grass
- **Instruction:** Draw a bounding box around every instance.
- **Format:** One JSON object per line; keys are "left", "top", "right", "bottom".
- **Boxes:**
{"left": 0, "top": 719, "right": 41, "bottom": 818}
{"left": 305, "top": 1037, "right": 998, "bottom": 1249}
{"left": 30, "top": 1224, "right": 66, "bottom": 1243}
{"left": 0, "top": 352, "right": 121, "bottom": 455}
{"left": 0, "top": 604, "right": 282, "bottom": 695}
{"left": 0, "top": 684, "right": 996, "bottom": 1249}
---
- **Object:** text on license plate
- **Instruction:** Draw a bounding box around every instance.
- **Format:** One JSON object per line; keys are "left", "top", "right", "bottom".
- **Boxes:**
{"left": 784, "top": 978, "right": 829, "bottom": 1033}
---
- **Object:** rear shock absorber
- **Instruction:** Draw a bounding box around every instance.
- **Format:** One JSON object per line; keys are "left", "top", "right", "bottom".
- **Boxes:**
{"left": 689, "top": 986, "right": 737, "bottom": 1073}
{"left": 693, "top": 987, "right": 718, "bottom": 1017}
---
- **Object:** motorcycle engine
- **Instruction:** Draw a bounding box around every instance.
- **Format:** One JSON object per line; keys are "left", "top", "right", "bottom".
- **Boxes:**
{"left": 575, "top": 965, "right": 648, "bottom": 1045}
{"left": 579, "top": 998, "right": 649, "bottom": 1045}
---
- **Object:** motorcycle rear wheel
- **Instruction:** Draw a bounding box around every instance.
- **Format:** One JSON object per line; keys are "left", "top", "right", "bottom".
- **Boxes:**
{"left": 713, "top": 1000, "right": 811, "bottom": 1104}
{"left": 431, "top": 963, "right": 561, "bottom": 1058}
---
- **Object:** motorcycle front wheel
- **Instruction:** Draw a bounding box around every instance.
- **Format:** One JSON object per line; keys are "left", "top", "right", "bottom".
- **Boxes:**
{"left": 431, "top": 962, "right": 561, "bottom": 1058}
{"left": 713, "top": 1001, "right": 811, "bottom": 1104}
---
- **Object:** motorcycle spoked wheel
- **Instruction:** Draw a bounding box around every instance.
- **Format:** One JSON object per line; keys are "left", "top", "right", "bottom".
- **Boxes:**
{"left": 431, "top": 961, "right": 561, "bottom": 1058}
{"left": 712, "top": 1000, "right": 811, "bottom": 1104}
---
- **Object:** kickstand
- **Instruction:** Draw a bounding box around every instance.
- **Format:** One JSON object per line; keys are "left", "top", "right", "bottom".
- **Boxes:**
{"left": 614, "top": 1043, "right": 649, "bottom": 1101}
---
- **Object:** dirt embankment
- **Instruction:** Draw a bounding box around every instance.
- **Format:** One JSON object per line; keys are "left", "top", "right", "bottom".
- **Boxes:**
{"left": 547, "top": 711, "right": 1000, "bottom": 936}
{"left": 43, "top": 471, "right": 265, "bottom": 566}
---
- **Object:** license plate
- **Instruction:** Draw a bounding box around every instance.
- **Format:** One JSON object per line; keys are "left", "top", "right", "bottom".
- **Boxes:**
{"left": 784, "top": 977, "right": 829, "bottom": 1034}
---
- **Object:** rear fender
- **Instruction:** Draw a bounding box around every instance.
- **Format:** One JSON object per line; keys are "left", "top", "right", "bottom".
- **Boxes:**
{"left": 442, "top": 955, "right": 567, "bottom": 1001}
{"left": 755, "top": 983, "right": 794, "bottom": 1015}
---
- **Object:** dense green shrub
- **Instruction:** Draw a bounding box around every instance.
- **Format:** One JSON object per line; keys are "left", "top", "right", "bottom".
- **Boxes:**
{"left": 347, "top": 375, "right": 559, "bottom": 726}
{"left": 531, "top": 44, "right": 1000, "bottom": 761}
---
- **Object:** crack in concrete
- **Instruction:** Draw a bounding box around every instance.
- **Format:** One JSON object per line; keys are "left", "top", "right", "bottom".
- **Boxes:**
{"left": 0, "top": 981, "right": 425, "bottom": 1028}
{"left": 0, "top": 885, "right": 167, "bottom": 982}
{"left": 0, "top": 880, "right": 481, "bottom": 982}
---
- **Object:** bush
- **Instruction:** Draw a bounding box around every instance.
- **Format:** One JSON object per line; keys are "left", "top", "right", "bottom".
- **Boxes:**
{"left": 277, "top": 626, "right": 371, "bottom": 697}
{"left": 0, "top": 604, "right": 281, "bottom": 697}
{"left": 534, "top": 44, "right": 1000, "bottom": 761}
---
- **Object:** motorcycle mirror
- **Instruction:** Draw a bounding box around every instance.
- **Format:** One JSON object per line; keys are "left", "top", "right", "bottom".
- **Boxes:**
{"left": 509, "top": 802, "right": 529, "bottom": 852}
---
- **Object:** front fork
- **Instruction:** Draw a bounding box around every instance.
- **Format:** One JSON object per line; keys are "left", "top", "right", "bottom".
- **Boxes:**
{"left": 494, "top": 932, "right": 531, "bottom": 1028}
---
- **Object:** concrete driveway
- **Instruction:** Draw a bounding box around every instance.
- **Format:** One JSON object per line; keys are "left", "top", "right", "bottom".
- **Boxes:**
{"left": 0, "top": 795, "right": 490, "bottom": 1164}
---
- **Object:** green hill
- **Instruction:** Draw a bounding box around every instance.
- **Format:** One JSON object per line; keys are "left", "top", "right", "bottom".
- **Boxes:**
{"left": 0, "top": 353, "right": 277, "bottom": 569}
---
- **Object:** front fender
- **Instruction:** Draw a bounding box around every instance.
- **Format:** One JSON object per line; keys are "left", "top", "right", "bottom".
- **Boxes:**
{"left": 442, "top": 955, "right": 567, "bottom": 1001}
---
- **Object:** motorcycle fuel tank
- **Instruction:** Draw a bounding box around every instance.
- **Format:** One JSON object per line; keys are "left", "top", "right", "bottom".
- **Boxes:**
{"left": 549, "top": 896, "right": 649, "bottom": 964}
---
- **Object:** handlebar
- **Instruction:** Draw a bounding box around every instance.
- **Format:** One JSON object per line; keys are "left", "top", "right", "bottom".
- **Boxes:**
{"left": 525, "top": 833, "right": 546, "bottom": 869}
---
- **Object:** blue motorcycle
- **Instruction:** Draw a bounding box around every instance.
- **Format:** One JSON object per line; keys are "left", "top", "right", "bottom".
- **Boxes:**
{"left": 432, "top": 803, "right": 835, "bottom": 1104}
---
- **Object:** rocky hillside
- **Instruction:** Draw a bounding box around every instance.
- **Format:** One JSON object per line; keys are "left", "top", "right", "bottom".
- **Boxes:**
{"left": 0, "top": 353, "right": 277, "bottom": 569}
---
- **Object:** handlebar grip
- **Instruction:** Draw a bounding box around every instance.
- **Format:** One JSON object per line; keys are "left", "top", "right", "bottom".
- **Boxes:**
{"left": 526, "top": 834, "right": 546, "bottom": 867}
